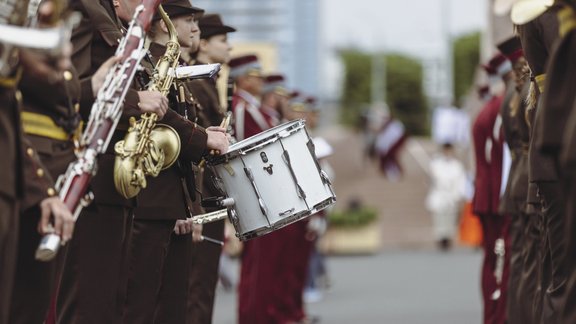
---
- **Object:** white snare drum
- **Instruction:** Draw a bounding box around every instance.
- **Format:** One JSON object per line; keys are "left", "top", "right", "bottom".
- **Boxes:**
{"left": 207, "top": 119, "right": 336, "bottom": 240}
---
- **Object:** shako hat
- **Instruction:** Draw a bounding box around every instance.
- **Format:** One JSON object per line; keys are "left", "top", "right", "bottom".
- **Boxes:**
{"left": 228, "top": 54, "right": 262, "bottom": 79}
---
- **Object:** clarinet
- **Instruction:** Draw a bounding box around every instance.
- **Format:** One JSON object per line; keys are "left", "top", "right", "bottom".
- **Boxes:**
{"left": 35, "top": 0, "right": 163, "bottom": 261}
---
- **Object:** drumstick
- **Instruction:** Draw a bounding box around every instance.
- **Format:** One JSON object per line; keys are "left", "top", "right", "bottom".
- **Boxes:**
{"left": 210, "top": 113, "right": 232, "bottom": 156}
{"left": 199, "top": 113, "right": 232, "bottom": 168}
{"left": 200, "top": 235, "right": 224, "bottom": 246}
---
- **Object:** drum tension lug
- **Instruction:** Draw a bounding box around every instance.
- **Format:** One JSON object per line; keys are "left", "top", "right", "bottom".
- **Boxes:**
{"left": 263, "top": 164, "right": 274, "bottom": 175}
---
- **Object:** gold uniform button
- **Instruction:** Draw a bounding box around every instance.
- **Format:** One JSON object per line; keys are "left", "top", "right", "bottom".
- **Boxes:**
{"left": 74, "top": 103, "right": 80, "bottom": 112}
{"left": 15, "top": 90, "right": 22, "bottom": 101}
{"left": 26, "top": 147, "right": 34, "bottom": 157}
{"left": 47, "top": 188, "right": 56, "bottom": 196}
{"left": 36, "top": 168, "right": 44, "bottom": 177}
{"left": 63, "top": 70, "right": 73, "bottom": 81}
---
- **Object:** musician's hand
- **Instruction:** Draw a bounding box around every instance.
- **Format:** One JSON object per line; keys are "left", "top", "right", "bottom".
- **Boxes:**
{"left": 174, "top": 219, "right": 193, "bottom": 235}
{"left": 37, "top": 197, "right": 75, "bottom": 244}
{"left": 91, "top": 56, "right": 120, "bottom": 96}
{"left": 206, "top": 126, "right": 229, "bottom": 154}
{"left": 192, "top": 223, "right": 203, "bottom": 243}
{"left": 137, "top": 91, "right": 169, "bottom": 119}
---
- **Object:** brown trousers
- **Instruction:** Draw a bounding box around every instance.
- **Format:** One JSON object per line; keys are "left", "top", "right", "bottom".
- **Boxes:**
{"left": 560, "top": 174, "right": 576, "bottom": 322}
{"left": 154, "top": 232, "right": 192, "bottom": 324}
{"left": 508, "top": 208, "right": 542, "bottom": 324}
{"left": 0, "top": 195, "right": 18, "bottom": 324}
{"left": 537, "top": 181, "right": 567, "bottom": 324}
{"left": 122, "top": 218, "right": 176, "bottom": 324}
{"left": 9, "top": 206, "right": 67, "bottom": 324}
{"left": 57, "top": 205, "right": 133, "bottom": 324}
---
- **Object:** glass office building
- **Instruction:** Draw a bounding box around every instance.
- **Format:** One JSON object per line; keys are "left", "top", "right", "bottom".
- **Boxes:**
{"left": 193, "top": 0, "right": 321, "bottom": 98}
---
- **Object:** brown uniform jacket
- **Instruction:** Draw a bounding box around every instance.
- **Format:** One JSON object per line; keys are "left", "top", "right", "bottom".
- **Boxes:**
{"left": 132, "top": 42, "right": 209, "bottom": 220}
{"left": 500, "top": 79, "right": 530, "bottom": 214}
{"left": 18, "top": 63, "right": 81, "bottom": 210}
{"left": 185, "top": 60, "right": 226, "bottom": 208}
{"left": 537, "top": 6, "right": 576, "bottom": 157}
{"left": 518, "top": 7, "right": 560, "bottom": 184}
{"left": 0, "top": 86, "right": 54, "bottom": 206}
{"left": 0, "top": 87, "right": 23, "bottom": 200}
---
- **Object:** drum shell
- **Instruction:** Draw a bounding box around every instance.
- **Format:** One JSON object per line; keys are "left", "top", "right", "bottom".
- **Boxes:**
{"left": 209, "top": 120, "right": 335, "bottom": 239}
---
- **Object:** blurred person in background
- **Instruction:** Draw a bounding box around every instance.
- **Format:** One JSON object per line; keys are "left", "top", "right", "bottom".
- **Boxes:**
{"left": 431, "top": 100, "right": 470, "bottom": 150}
{"left": 472, "top": 53, "right": 510, "bottom": 324}
{"left": 260, "top": 74, "right": 290, "bottom": 127}
{"left": 425, "top": 142, "right": 467, "bottom": 250}
{"left": 372, "top": 108, "right": 408, "bottom": 181}
{"left": 302, "top": 96, "right": 334, "bottom": 304}
{"left": 229, "top": 54, "right": 267, "bottom": 141}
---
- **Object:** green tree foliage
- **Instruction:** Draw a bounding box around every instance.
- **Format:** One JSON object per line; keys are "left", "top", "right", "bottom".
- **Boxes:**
{"left": 339, "top": 50, "right": 428, "bottom": 135}
{"left": 453, "top": 32, "right": 480, "bottom": 104}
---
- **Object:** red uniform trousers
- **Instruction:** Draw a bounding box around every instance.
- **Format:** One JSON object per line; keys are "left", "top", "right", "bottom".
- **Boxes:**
{"left": 238, "top": 220, "right": 314, "bottom": 324}
{"left": 478, "top": 213, "right": 511, "bottom": 324}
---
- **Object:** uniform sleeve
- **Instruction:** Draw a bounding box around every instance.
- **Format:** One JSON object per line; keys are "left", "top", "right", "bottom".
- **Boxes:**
{"left": 161, "top": 109, "right": 208, "bottom": 163}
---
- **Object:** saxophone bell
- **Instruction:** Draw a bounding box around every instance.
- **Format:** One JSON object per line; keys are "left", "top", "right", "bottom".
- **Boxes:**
{"left": 113, "top": 5, "right": 182, "bottom": 199}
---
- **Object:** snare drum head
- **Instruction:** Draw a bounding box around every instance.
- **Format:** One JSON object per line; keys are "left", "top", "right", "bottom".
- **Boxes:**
{"left": 208, "top": 119, "right": 306, "bottom": 165}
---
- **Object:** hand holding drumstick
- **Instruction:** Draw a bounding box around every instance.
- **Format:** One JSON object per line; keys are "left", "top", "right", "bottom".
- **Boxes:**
{"left": 207, "top": 113, "right": 232, "bottom": 156}
{"left": 203, "top": 113, "right": 232, "bottom": 167}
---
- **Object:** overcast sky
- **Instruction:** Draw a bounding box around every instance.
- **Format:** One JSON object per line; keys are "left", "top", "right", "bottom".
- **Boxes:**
{"left": 319, "top": 0, "right": 489, "bottom": 97}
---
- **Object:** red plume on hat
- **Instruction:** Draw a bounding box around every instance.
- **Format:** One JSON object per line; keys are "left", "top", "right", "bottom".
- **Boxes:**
{"left": 262, "top": 73, "right": 288, "bottom": 95}
{"left": 228, "top": 54, "right": 262, "bottom": 79}
{"left": 305, "top": 96, "right": 316, "bottom": 104}
{"left": 497, "top": 36, "right": 524, "bottom": 64}
{"left": 482, "top": 53, "right": 512, "bottom": 76}
{"left": 289, "top": 90, "right": 300, "bottom": 99}
{"left": 477, "top": 84, "right": 490, "bottom": 98}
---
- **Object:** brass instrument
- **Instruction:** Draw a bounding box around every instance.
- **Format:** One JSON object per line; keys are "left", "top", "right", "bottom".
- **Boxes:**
{"left": 114, "top": 5, "right": 181, "bottom": 199}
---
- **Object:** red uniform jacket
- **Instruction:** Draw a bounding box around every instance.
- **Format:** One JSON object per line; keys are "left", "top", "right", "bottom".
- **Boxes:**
{"left": 232, "top": 89, "right": 271, "bottom": 141}
{"left": 472, "top": 95, "right": 504, "bottom": 215}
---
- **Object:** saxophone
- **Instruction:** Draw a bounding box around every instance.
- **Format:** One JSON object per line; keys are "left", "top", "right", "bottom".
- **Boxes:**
{"left": 113, "top": 5, "right": 181, "bottom": 199}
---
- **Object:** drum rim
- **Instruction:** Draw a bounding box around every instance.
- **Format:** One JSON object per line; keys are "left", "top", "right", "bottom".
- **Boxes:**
{"left": 208, "top": 119, "right": 306, "bottom": 165}
{"left": 234, "top": 195, "right": 337, "bottom": 241}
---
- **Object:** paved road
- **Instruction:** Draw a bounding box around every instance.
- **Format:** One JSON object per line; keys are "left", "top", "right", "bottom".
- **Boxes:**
{"left": 212, "top": 248, "right": 483, "bottom": 323}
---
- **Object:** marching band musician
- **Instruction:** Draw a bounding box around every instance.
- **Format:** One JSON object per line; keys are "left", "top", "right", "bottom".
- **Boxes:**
{"left": 0, "top": 27, "right": 75, "bottom": 324}
{"left": 55, "top": 1, "right": 169, "bottom": 323}
{"left": 9, "top": 4, "right": 124, "bottom": 323}
{"left": 122, "top": 1, "right": 230, "bottom": 323}
{"left": 229, "top": 54, "right": 269, "bottom": 141}
{"left": 472, "top": 53, "right": 509, "bottom": 324}
{"left": 495, "top": 35, "right": 535, "bottom": 324}
{"left": 236, "top": 74, "right": 320, "bottom": 324}
{"left": 535, "top": 2, "right": 576, "bottom": 322}
{"left": 0, "top": 1, "right": 115, "bottom": 323}
{"left": 0, "top": 2, "right": 68, "bottom": 323}
{"left": 260, "top": 74, "right": 291, "bottom": 128}
{"left": 516, "top": 6, "right": 568, "bottom": 323}
{"left": 184, "top": 13, "right": 237, "bottom": 324}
